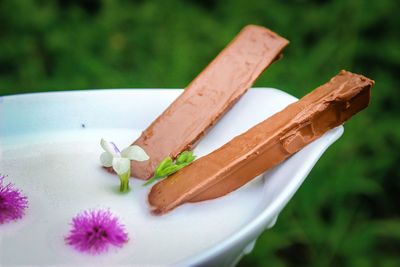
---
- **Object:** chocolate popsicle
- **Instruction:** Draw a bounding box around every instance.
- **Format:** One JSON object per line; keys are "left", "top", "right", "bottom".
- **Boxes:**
{"left": 149, "top": 70, "right": 374, "bottom": 214}
{"left": 131, "top": 25, "right": 289, "bottom": 180}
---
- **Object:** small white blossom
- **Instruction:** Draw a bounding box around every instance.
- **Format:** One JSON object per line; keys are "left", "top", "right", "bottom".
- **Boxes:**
{"left": 100, "top": 138, "right": 149, "bottom": 175}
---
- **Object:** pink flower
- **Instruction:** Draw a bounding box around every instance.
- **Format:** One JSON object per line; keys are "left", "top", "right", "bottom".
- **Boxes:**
{"left": 0, "top": 174, "right": 28, "bottom": 224}
{"left": 65, "top": 209, "right": 128, "bottom": 254}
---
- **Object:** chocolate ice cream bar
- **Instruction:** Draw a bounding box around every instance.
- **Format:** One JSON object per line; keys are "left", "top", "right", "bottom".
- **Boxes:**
{"left": 131, "top": 25, "right": 289, "bottom": 179}
{"left": 148, "top": 70, "right": 374, "bottom": 214}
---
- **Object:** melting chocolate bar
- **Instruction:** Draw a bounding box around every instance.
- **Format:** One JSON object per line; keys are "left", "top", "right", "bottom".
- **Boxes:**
{"left": 130, "top": 25, "right": 289, "bottom": 180}
{"left": 148, "top": 70, "right": 374, "bottom": 214}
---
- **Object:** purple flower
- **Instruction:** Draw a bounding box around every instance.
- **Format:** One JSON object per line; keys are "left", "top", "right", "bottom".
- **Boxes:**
{"left": 65, "top": 209, "right": 128, "bottom": 254}
{"left": 0, "top": 174, "right": 28, "bottom": 224}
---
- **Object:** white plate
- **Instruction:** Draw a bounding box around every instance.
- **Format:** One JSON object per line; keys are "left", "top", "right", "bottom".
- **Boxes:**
{"left": 0, "top": 88, "right": 343, "bottom": 266}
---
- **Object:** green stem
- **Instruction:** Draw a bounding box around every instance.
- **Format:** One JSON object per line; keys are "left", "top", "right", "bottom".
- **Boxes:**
{"left": 118, "top": 170, "right": 131, "bottom": 193}
{"left": 142, "top": 175, "right": 160, "bottom": 186}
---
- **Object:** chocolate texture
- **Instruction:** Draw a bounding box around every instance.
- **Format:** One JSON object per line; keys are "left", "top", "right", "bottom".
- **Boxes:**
{"left": 130, "top": 25, "right": 289, "bottom": 180}
{"left": 148, "top": 70, "right": 374, "bottom": 214}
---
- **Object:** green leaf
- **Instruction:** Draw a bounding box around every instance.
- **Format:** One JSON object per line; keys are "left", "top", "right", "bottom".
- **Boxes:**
{"left": 186, "top": 155, "right": 196, "bottom": 163}
{"left": 159, "top": 164, "right": 180, "bottom": 177}
{"left": 155, "top": 157, "right": 172, "bottom": 174}
{"left": 176, "top": 163, "right": 189, "bottom": 170}
{"left": 142, "top": 151, "right": 197, "bottom": 186}
{"left": 176, "top": 151, "right": 190, "bottom": 164}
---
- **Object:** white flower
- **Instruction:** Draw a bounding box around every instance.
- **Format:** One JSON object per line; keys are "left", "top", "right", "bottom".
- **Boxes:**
{"left": 100, "top": 138, "right": 149, "bottom": 175}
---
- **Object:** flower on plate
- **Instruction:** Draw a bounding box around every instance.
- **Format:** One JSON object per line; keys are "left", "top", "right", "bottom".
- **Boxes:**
{"left": 100, "top": 138, "right": 149, "bottom": 192}
{"left": 65, "top": 209, "right": 128, "bottom": 254}
{"left": 0, "top": 174, "right": 28, "bottom": 224}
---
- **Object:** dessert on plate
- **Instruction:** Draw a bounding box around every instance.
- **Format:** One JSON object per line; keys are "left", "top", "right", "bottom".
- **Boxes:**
{"left": 129, "top": 25, "right": 289, "bottom": 180}
{"left": 148, "top": 70, "right": 374, "bottom": 214}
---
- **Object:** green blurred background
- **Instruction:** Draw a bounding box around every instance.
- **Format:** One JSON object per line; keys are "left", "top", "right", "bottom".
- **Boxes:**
{"left": 1, "top": 0, "right": 399, "bottom": 265}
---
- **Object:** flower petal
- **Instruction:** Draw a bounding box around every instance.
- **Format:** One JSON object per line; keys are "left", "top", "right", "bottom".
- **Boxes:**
{"left": 100, "top": 138, "right": 116, "bottom": 155}
{"left": 100, "top": 152, "right": 113, "bottom": 167}
{"left": 121, "top": 145, "right": 149, "bottom": 161}
{"left": 112, "top": 157, "right": 131, "bottom": 175}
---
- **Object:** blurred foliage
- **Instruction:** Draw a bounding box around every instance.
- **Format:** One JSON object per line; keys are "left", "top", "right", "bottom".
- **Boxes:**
{"left": 0, "top": 0, "right": 399, "bottom": 266}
